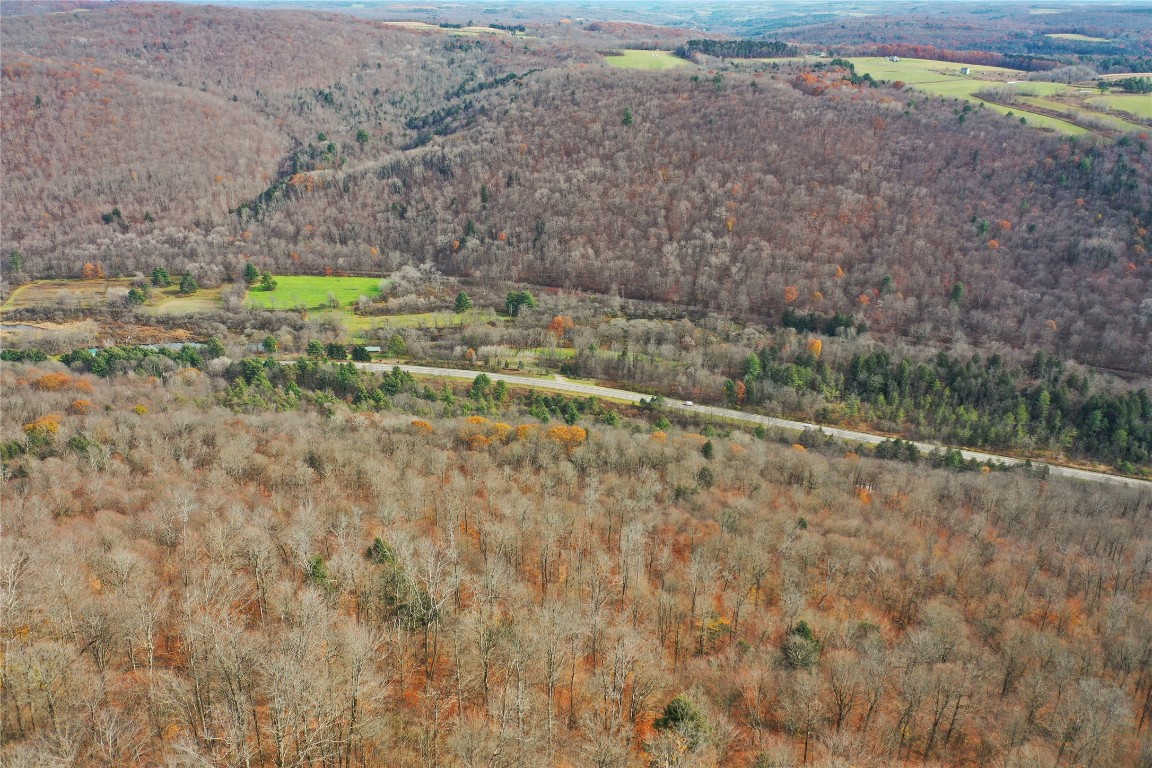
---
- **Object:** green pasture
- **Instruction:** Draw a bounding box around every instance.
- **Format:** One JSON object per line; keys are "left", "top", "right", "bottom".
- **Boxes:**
{"left": 1016, "top": 96, "right": 1145, "bottom": 132}
{"left": 1089, "top": 94, "right": 1152, "bottom": 119}
{"left": 603, "top": 50, "right": 691, "bottom": 70}
{"left": 983, "top": 103, "right": 1090, "bottom": 135}
{"left": 245, "top": 275, "right": 383, "bottom": 311}
{"left": 849, "top": 57, "right": 1102, "bottom": 135}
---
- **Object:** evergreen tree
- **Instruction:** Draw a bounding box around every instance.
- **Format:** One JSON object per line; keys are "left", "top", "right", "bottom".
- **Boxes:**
{"left": 178, "top": 273, "right": 198, "bottom": 295}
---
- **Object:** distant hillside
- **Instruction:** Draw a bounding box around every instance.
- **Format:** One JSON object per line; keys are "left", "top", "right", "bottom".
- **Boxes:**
{"left": 2, "top": 3, "right": 1150, "bottom": 374}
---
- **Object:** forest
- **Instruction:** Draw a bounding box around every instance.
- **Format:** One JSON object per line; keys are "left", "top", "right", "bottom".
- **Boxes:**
{"left": 3, "top": 349, "right": 1152, "bottom": 767}
{"left": 2, "top": 4, "right": 1150, "bottom": 375}
{"left": 2, "top": 2, "right": 1152, "bottom": 766}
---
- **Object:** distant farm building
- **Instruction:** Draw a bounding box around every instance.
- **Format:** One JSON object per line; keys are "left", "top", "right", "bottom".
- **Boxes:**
{"left": 887, "top": 56, "right": 901, "bottom": 62}
{"left": 960, "top": 66, "right": 972, "bottom": 75}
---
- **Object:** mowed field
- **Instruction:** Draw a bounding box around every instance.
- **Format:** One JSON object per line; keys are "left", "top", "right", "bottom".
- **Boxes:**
{"left": 603, "top": 50, "right": 691, "bottom": 70}
{"left": 245, "top": 275, "right": 383, "bottom": 310}
{"left": 1088, "top": 93, "right": 1152, "bottom": 119}
{"left": 849, "top": 57, "right": 1146, "bottom": 136}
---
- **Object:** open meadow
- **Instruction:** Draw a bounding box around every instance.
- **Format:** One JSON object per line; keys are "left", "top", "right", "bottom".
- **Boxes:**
{"left": 1, "top": 279, "right": 132, "bottom": 312}
{"left": 850, "top": 56, "right": 1146, "bottom": 136}
{"left": 603, "top": 49, "right": 692, "bottom": 70}
{"left": 245, "top": 275, "right": 383, "bottom": 311}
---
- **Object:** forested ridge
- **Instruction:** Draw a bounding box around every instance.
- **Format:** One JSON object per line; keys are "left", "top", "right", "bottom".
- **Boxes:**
{"left": 2, "top": 4, "right": 1150, "bottom": 374}
{"left": 3, "top": 352, "right": 1152, "bottom": 767}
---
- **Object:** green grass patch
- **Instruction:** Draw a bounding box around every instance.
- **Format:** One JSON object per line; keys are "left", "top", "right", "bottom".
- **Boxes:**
{"left": 1046, "top": 33, "right": 1111, "bottom": 43}
{"left": 849, "top": 57, "right": 1091, "bottom": 135}
{"left": 1089, "top": 94, "right": 1152, "bottom": 120}
{"left": 982, "top": 102, "right": 1089, "bottom": 135}
{"left": 245, "top": 276, "right": 383, "bottom": 311}
{"left": 1016, "top": 96, "right": 1146, "bottom": 132}
{"left": 604, "top": 50, "right": 691, "bottom": 71}
{"left": 304, "top": 308, "right": 500, "bottom": 340}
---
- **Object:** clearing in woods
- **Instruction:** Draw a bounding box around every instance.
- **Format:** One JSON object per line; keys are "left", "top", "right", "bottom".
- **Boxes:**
{"left": 849, "top": 57, "right": 1147, "bottom": 136}
{"left": 1045, "top": 33, "right": 1112, "bottom": 42}
{"left": 245, "top": 275, "right": 384, "bottom": 311}
{"left": 1, "top": 278, "right": 224, "bottom": 315}
{"left": 2, "top": 279, "right": 133, "bottom": 312}
{"left": 380, "top": 21, "right": 523, "bottom": 37}
{"left": 603, "top": 50, "right": 691, "bottom": 70}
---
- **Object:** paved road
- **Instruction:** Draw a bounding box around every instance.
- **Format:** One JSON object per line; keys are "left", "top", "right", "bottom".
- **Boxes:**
{"left": 353, "top": 362, "right": 1152, "bottom": 490}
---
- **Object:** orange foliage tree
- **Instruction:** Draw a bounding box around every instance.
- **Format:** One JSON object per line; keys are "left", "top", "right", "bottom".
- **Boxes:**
{"left": 548, "top": 315, "right": 575, "bottom": 339}
{"left": 546, "top": 425, "right": 587, "bottom": 451}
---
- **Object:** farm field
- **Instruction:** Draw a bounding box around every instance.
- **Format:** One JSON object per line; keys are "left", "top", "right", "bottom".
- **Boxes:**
{"left": 1089, "top": 93, "right": 1152, "bottom": 119}
{"left": 1016, "top": 95, "right": 1145, "bottom": 132}
{"left": 245, "top": 275, "right": 383, "bottom": 311}
{"left": 849, "top": 57, "right": 1142, "bottom": 136}
{"left": 603, "top": 50, "right": 691, "bottom": 70}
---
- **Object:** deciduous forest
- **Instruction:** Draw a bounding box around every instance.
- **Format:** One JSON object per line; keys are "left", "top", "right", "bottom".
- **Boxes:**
{"left": 2, "top": 2, "right": 1152, "bottom": 767}
{"left": 3, "top": 352, "right": 1152, "bottom": 767}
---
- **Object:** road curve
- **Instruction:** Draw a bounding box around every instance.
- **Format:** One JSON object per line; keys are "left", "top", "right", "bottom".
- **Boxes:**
{"left": 352, "top": 362, "right": 1152, "bottom": 490}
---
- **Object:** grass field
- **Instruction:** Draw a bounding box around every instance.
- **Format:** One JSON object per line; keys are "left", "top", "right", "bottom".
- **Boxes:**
{"left": 848, "top": 57, "right": 1141, "bottom": 136}
{"left": 245, "top": 276, "right": 383, "bottom": 311}
{"left": 1089, "top": 94, "right": 1152, "bottom": 120}
{"left": 1016, "top": 96, "right": 1145, "bottom": 132}
{"left": 1046, "top": 33, "right": 1111, "bottom": 43}
{"left": 603, "top": 50, "right": 691, "bottom": 70}
{"left": 982, "top": 103, "right": 1090, "bottom": 134}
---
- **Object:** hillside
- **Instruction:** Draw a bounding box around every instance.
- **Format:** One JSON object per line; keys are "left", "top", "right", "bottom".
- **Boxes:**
{"left": 1, "top": 353, "right": 1150, "bottom": 767}
{"left": 2, "top": 4, "right": 1149, "bottom": 375}
{"left": 4, "top": 3, "right": 1152, "bottom": 766}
